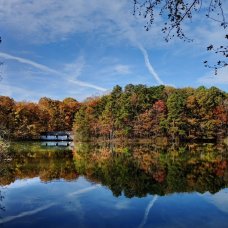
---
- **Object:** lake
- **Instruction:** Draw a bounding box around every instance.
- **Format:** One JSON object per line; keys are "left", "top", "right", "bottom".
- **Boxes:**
{"left": 0, "top": 141, "right": 228, "bottom": 227}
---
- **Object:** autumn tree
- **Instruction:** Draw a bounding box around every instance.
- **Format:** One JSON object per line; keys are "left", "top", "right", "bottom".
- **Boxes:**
{"left": 13, "top": 102, "right": 45, "bottom": 139}
{"left": 60, "top": 98, "right": 81, "bottom": 131}
{"left": 73, "top": 84, "right": 227, "bottom": 142}
{"left": 38, "top": 97, "right": 80, "bottom": 132}
{"left": 0, "top": 86, "right": 227, "bottom": 142}
{"left": 38, "top": 98, "right": 62, "bottom": 131}
{"left": 0, "top": 96, "right": 15, "bottom": 135}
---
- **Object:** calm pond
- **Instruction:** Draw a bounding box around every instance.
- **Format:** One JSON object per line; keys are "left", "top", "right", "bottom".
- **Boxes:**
{"left": 0, "top": 141, "right": 228, "bottom": 227}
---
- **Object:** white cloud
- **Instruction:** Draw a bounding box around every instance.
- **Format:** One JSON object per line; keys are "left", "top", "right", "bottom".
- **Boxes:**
{"left": 198, "top": 68, "right": 228, "bottom": 84}
{"left": 2, "top": 0, "right": 226, "bottom": 91}
{"left": 0, "top": 82, "right": 47, "bottom": 100}
{"left": 0, "top": 0, "right": 166, "bottom": 85}
{"left": 0, "top": 0, "right": 226, "bottom": 51}
{"left": 0, "top": 0, "right": 98, "bottom": 42}
{"left": 114, "top": 64, "right": 131, "bottom": 75}
{"left": 0, "top": 0, "right": 136, "bottom": 43}
{"left": 64, "top": 55, "right": 85, "bottom": 80}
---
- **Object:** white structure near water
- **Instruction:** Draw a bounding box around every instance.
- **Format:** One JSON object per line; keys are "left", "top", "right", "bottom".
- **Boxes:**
{"left": 40, "top": 131, "right": 73, "bottom": 141}
{"left": 41, "top": 141, "right": 74, "bottom": 148}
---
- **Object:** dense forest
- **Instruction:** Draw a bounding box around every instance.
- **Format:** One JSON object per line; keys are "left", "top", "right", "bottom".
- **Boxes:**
{"left": 74, "top": 85, "right": 228, "bottom": 141}
{"left": 0, "top": 96, "right": 80, "bottom": 139}
{"left": 0, "top": 85, "right": 227, "bottom": 141}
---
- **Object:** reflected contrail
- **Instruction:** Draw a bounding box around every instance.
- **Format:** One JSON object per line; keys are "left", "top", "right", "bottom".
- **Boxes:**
{"left": 68, "top": 184, "right": 101, "bottom": 197}
{"left": 0, "top": 203, "right": 55, "bottom": 224}
{"left": 138, "top": 195, "right": 158, "bottom": 228}
{"left": 0, "top": 185, "right": 101, "bottom": 224}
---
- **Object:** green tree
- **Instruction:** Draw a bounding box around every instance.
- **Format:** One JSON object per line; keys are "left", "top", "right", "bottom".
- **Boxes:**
{"left": 167, "top": 91, "right": 186, "bottom": 139}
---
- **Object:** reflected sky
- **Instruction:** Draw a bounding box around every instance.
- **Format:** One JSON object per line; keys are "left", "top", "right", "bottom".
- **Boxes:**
{"left": 1, "top": 177, "right": 228, "bottom": 227}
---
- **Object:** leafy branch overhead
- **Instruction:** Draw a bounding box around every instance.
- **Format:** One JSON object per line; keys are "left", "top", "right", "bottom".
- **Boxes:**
{"left": 133, "top": 0, "right": 227, "bottom": 72}
{"left": 204, "top": 35, "right": 228, "bottom": 74}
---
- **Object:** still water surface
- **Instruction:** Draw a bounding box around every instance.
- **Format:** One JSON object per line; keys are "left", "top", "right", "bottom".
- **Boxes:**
{"left": 0, "top": 142, "right": 228, "bottom": 227}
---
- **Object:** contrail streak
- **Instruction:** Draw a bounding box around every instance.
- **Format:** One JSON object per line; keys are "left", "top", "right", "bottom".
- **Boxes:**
{"left": 104, "top": 5, "right": 165, "bottom": 86}
{"left": 68, "top": 79, "right": 107, "bottom": 92}
{"left": 0, "top": 52, "right": 107, "bottom": 92}
{"left": 68, "top": 184, "right": 101, "bottom": 196}
{"left": 0, "top": 52, "right": 60, "bottom": 75}
{"left": 138, "top": 195, "right": 158, "bottom": 228}
{"left": 137, "top": 44, "right": 164, "bottom": 85}
{"left": 0, "top": 203, "right": 55, "bottom": 224}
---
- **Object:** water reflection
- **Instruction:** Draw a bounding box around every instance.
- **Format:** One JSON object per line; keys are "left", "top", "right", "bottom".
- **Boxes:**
{"left": 73, "top": 142, "right": 228, "bottom": 196}
{"left": 41, "top": 141, "right": 74, "bottom": 147}
{"left": 0, "top": 142, "right": 78, "bottom": 185}
{"left": 1, "top": 178, "right": 228, "bottom": 227}
{"left": 1, "top": 142, "right": 228, "bottom": 196}
{"left": 0, "top": 141, "right": 228, "bottom": 227}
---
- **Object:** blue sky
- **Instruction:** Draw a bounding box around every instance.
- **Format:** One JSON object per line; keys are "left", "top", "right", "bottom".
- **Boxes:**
{"left": 0, "top": 0, "right": 227, "bottom": 102}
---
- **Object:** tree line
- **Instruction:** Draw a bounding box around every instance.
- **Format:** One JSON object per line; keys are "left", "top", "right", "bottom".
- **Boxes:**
{"left": 74, "top": 85, "right": 228, "bottom": 141}
{"left": 0, "top": 85, "right": 227, "bottom": 141}
{"left": 0, "top": 96, "right": 80, "bottom": 140}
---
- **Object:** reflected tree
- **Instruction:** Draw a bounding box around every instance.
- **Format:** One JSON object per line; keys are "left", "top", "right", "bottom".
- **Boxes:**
{"left": 73, "top": 142, "right": 228, "bottom": 197}
{"left": 0, "top": 142, "right": 78, "bottom": 185}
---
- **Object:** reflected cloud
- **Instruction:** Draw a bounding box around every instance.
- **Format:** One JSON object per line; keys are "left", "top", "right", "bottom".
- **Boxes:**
{"left": 115, "top": 200, "right": 131, "bottom": 210}
{"left": 202, "top": 190, "right": 228, "bottom": 214}
{"left": 6, "top": 177, "right": 40, "bottom": 189}
{"left": 0, "top": 182, "right": 102, "bottom": 225}
{"left": 63, "top": 199, "right": 85, "bottom": 226}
